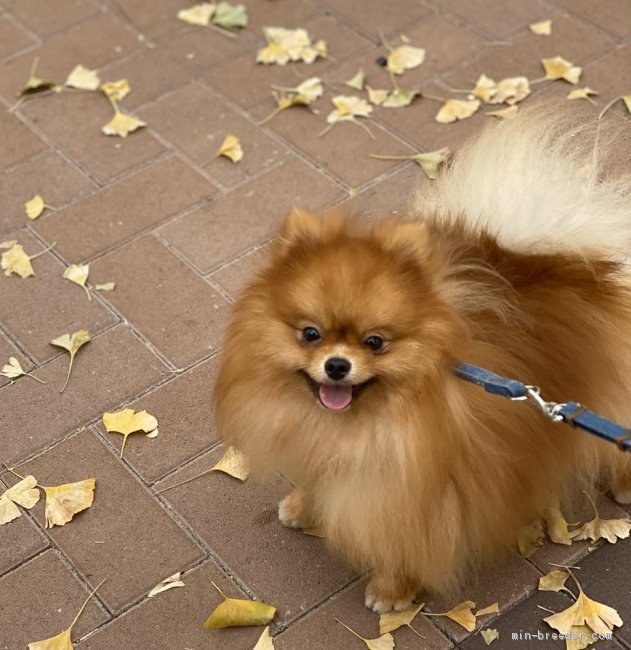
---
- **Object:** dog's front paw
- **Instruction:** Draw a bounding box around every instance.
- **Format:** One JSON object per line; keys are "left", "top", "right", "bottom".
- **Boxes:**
{"left": 364, "top": 576, "right": 416, "bottom": 614}
{"left": 278, "top": 489, "right": 314, "bottom": 529}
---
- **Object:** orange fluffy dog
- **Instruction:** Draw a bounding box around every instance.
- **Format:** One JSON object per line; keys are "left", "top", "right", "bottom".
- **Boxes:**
{"left": 214, "top": 108, "right": 631, "bottom": 612}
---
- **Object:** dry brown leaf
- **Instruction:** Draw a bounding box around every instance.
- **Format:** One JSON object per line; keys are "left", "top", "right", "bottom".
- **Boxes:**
{"left": 538, "top": 569, "right": 571, "bottom": 594}
{"left": 17, "top": 57, "right": 56, "bottom": 98}
{"left": 253, "top": 626, "right": 274, "bottom": 650}
{"left": 567, "top": 87, "right": 598, "bottom": 101}
{"left": 544, "top": 572, "right": 622, "bottom": 636}
{"left": 95, "top": 282, "right": 116, "bottom": 291}
{"left": 1, "top": 356, "right": 46, "bottom": 384}
{"left": 0, "top": 475, "right": 40, "bottom": 526}
{"left": 100, "top": 79, "right": 130, "bottom": 102}
{"left": 321, "top": 95, "right": 373, "bottom": 137}
{"left": 529, "top": 19, "right": 552, "bottom": 35}
{"left": 217, "top": 134, "right": 243, "bottom": 163}
{"left": 25, "top": 194, "right": 53, "bottom": 220}
{"left": 367, "top": 86, "right": 389, "bottom": 106}
{"left": 49, "top": 329, "right": 90, "bottom": 393}
{"left": 541, "top": 56, "right": 582, "bottom": 84}
{"left": 148, "top": 572, "right": 185, "bottom": 597}
{"left": 517, "top": 519, "right": 545, "bottom": 557}
{"left": 212, "top": 446, "right": 249, "bottom": 480}
{"left": 544, "top": 505, "right": 573, "bottom": 545}
{"left": 345, "top": 67, "right": 365, "bottom": 91}
{"left": 177, "top": 3, "right": 215, "bottom": 26}
{"left": 101, "top": 110, "right": 146, "bottom": 138}
{"left": 102, "top": 408, "right": 158, "bottom": 458}
{"left": 486, "top": 105, "right": 519, "bottom": 119}
{"left": 257, "top": 27, "right": 326, "bottom": 65}
{"left": 1, "top": 243, "right": 35, "bottom": 278}
{"left": 379, "top": 602, "right": 424, "bottom": 635}
{"left": 476, "top": 603, "right": 499, "bottom": 617}
{"left": 387, "top": 44, "right": 425, "bottom": 75}
{"left": 382, "top": 88, "right": 418, "bottom": 108}
{"left": 65, "top": 65, "right": 101, "bottom": 91}
{"left": 435, "top": 99, "right": 480, "bottom": 123}
{"left": 480, "top": 628, "right": 499, "bottom": 645}
{"left": 41, "top": 478, "right": 95, "bottom": 528}
{"left": 337, "top": 619, "right": 395, "bottom": 650}
{"left": 204, "top": 581, "right": 276, "bottom": 628}
{"left": 63, "top": 263, "right": 91, "bottom": 300}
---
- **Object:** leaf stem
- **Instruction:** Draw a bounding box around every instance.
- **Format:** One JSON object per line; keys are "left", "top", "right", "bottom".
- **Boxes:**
{"left": 155, "top": 467, "right": 215, "bottom": 494}
{"left": 259, "top": 104, "right": 288, "bottom": 126}
{"left": 598, "top": 96, "right": 620, "bottom": 120}
{"left": 119, "top": 433, "right": 128, "bottom": 458}
{"left": 407, "top": 623, "right": 426, "bottom": 638}
{"left": 70, "top": 577, "right": 107, "bottom": 630}
{"left": 4, "top": 464, "right": 26, "bottom": 480}
{"left": 59, "top": 352, "right": 74, "bottom": 393}
{"left": 25, "top": 371, "right": 46, "bottom": 384}
{"left": 335, "top": 618, "right": 364, "bottom": 640}
{"left": 207, "top": 22, "right": 237, "bottom": 38}
{"left": 30, "top": 241, "right": 56, "bottom": 260}
{"left": 211, "top": 580, "right": 228, "bottom": 600}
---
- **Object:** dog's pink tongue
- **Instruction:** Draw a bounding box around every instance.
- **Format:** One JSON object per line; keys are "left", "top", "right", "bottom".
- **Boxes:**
{"left": 319, "top": 384, "right": 353, "bottom": 411}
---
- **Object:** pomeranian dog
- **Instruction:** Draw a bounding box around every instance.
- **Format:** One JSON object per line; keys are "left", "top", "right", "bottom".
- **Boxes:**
{"left": 214, "top": 106, "right": 631, "bottom": 613}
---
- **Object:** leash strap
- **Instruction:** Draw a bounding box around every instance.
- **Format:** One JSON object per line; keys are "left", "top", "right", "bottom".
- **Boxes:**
{"left": 453, "top": 362, "right": 631, "bottom": 452}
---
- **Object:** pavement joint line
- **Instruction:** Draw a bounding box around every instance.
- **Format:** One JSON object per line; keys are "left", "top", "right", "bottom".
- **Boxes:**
{"left": 0, "top": 321, "right": 39, "bottom": 368}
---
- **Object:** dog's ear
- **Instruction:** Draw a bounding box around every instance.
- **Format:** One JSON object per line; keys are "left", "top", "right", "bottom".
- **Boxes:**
{"left": 372, "top": 219, "right": 430, "bottom": 264}
{"left": 279, "top": 208, "right": 323, "bottom": 244}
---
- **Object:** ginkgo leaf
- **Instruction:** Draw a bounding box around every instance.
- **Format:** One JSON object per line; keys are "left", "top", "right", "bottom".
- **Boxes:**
{"left": 41, "top": 478, "right": 95, "bottom": 528}
{"left": 1, "top": 357, "right": 46, "bottom": 384}
{"left": 25, "top": 194, "right": 53, "bottom": 220}
{"left": 476, "top": 603, "right": 499, "bottom": 617}
{"left": 253, "top": 626, "right": 274, "bottom": 650}
{"left": 65, "top": 65, "right": 101, "bottom": 91}
{"left": 473, "top": 74, "right": 530, "bottom": 105}
{"left": 0, "top": 240, "right": 17, "bottom": 248}
{"left": 213, "top": 2, "right": 248, "bottom": 30}
{"left": 177, "top": 3, "right": 215, "bottom": 26}
{"left": 529, "top": 19, "right": 552, "bottom": 35}
{"left": 217, "top": 134, "right": 243, "bottom": 163}
{"left": 567, "top": 87, "right": 598, "bottom": 101}
{"left": 379, "top": 602, "right": 424, "bottom": 634}
{"left": 101, "top": 110, "right": 146, "bottom": 138}
{"left": 63, "top": 263, "right": 91, "bottom": 300}
{"left": 517, "top": 519, "right": 545, "bottom": 556}
{"left": 623, "top": 95, "right": 631, "bottom": 113}
{"left": 444, "top": 600, "right": 477, "bottom": 632}
{"left": 95, "top": 282, "right": 116, "bottom": 291}
{"left": 49, "top": 329, "right": 90, "bottom": 393}
{"left": 321, "top": 95, "right": 373, "bottom": 137}
{"left": 102, "top": 408, "right": 158, "bottom": 458}
{"left": 387, "top": 44, "right": 425, "bottom": 75}
{"left": 1, "top": 243, "right": 42, "bottom": 278}
{"left": 382, "top": 88, "right": 418, "bottom": 108}
{"left": 204, "top": 582, "right": 276, "bottom": 628}
{"left": 480, "top": 628, "right": 499, "bottom": 645}
{"left": 0, "top": 475, "right": 40, "bottom": 525}
{"left": 543, "top": 572, "right": 622, "bottom": 636}
{"left": 367, "top": 87, "right": 389, "bottom": 106}
{"left": 148, "top": 572, "right": 185, "bottom": 597}
{"left": 100, "top": 79, "right": 130, "bottom": 102}
{"left": 543, "top": 505, "right": 573, "bottom": 545}
{"left": 566, "top": 624, "right": 597, "bottom": 650}
{"left": 17, "top": 57, "right": 56, "bottom": 98}
{"left": 28, "top": 578, "right": 105, "bottom": 650}
{"left": 259, "top": 77, "right": 323, "bottom": 125}
{"left": 435, "top": 99, "right": 480, "bottom": 123}
{"left": 211, "top": 446, "right": 249, "bottom": 481}
{"left": 571, "top": 515, "right": 631, "bottom": 543}
{"left": 370, "top": 147, "right": 450, "bottom": 180}
{"left": 345, "top": 67, "right": 366, "bottom": 91}
{"left": 541, "top": 56, "right": 582, "bottom": 84}
{"left": 486, "top": 105, "right": 519, "bottom": 119}
{"left": 538, "top": 569, "right": 572, "bottom": 594}
{"left": 257, "top": 27, "right": 326, "bottom": 65}
{"left": 337, "top": 619, "right": 394, "bottom": 650}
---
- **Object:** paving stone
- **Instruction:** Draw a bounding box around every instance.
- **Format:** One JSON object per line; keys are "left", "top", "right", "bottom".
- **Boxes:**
{"left": 159, "top": 156, "right": 344, "bottom": 272}
{"left": 91, "top": 235, "right": 231, "bottom": 367}
{"left": 275, "top": 579, "right": 453, "bottom": 649}
{"left": 319, "top": 0, "right": 433, "bottom": 40}
{"left": 32, "top": 156, "right": 215, "bottom": 262}
{"left": 433, "top": 0, "right": 550, "bottom": 40}
{"left": 209, "top": 243, "right": 272, "bottom": 301}
{"left": 139, "top": 82, "right": 290, "bottom": 189}
{"left": 0, "top": 550, "right": 109, "bottom": 649}
{"left": 22, "top": 90, "right": 166, "bottom": 184}
{"left": 0, "top": 329, "right": 33, "bottom": 389}
{"left": 156, "top": 445, "right": 357, "bottom": 624}
{"left": 0, "top": 150, "right": 95, "bottom": 236}
{"left": 94, "top": 354, "right": 220, "bottom": 483}
{"left": 2, "top": 0, "right": 100, "bottom": 38}
{"left": 0, "top": 324, "right": 166, "bottom": 466}
{"left": 4, "top": 429, "right": 205, "bottom": 614}
{"left": 0, "top": 14, "right": 36, "bottom": 60}
{"left": 0, "top": 13, "right": 143, "bottom": 103}
{"left": 102, "top": 0, "right": 191, "bottom": 40}
{"left": 0, "top": 110, "right": 47, "bottom": 171}
{"left": 77, "top": 560, "right": 264, "bottom": 649}
{"left": 204, "top": 14, "right": 372, "bottom": 110}
{"left": 0, "top": 228, "right": 118, "bottom": 364}
{"left": 551, "top": 0, "right": 631, "bottom": 40}
{"left": 0, "top": 475, "right": 48, "bottom": 574}
{"left": 245, "top": 0, "right": 319, "bottom": 34}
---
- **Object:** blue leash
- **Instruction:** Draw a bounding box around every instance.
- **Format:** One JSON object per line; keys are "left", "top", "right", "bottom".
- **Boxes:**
{"left": 453, "top": 363, "right": 631, "bottom": 452}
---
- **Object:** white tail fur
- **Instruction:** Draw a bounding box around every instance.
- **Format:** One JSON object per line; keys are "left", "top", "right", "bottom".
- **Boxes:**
{"left": 417, "top": 105, "right": 631, "bottom": 255}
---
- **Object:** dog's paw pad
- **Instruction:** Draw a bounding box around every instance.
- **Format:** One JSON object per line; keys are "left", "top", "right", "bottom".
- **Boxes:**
{"left": 613, "top": 488, "right": 631, "bottom": 505}
{"left": 364, "top": 582, "right": 414, "bottom": 613}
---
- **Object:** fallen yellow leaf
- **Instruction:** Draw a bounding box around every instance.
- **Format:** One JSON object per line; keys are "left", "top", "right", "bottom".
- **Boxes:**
{"left": 571, "top": 514, "right": 631, "bottom": 544}
{"left": 259, "top": 77, "right": 323, "bottom": 125}
{"left": 17, "top": 57, "right": 56, "bottom": 98}
{"left": 1, "top": 243, "right": 35, "bottom": 278}
{"left": 567, "top": 87, "right": 598, "bottom": 101}
{"left": 435, "top": 99, "right": 480, "bottom": 123}
{"left": 0, "top": 475, "right": 40, "bottom": 526}
{"left": 444, "top": 600, "right": 477, "bottom": 632}
{"left": 480, "top": 628, "right": 499, "bottom": 645}
{"left": 25, "top": 194, "right": 52, "bottom": 220}
{"left": 1, "top": 357, "right": 46, "bottom": 384}
{"left": 102, "top": 408, "right": 158, "bottom": 458}
{"left": 0, "top": 240, "right": 18, "bottom": 248}
{"left": 623, "top": 95, "right": 631, "bottom": 113}
{"left": 476, "top": 603, "right": 499, "bottom": 617}
{"left": 217, "top": 134, "right": 243, "bottom": 163}
{"left": 101, "top": 110, "right": 146, "bottom": 138}
{"left": 253, "top": 626, "right": 275, "bottom": 650}
{"left": 63, "top": 263, "right": 91, "bottom": 300}
{"left": 204, "top": 581, "right": 276, "bottom": 628}
{"left": 49, "top": 329, "right": 90, "bottom": 393}
{"left": 95, "top": 282, "right": 116, "bottom": 291}
{"left": 370, "top": 147, "right": 451, "bottom": 180}
{"left": 382, "top": 88, "right": 418, "bottom": 108}
{"left": 517, "top": 519, "right": 545, "bottom": 557}
{"left": 65, "top": 65, "right": 101, "bottom": 91}
{"left": 257, "top": 27, "right": 326, "bottom": 65}
{"left": 177, "top": 3, "right": 215, "bottom": 26}
{"left": 213, "top": 2, "right": 248, "bottom": 31}
{"left": 100, "top": 79, "right": 130, "bottom": 102}
{"left": 541, "top": 56, "right": 582, "bottom": 84}
{"left": 387, "top": 44, "right": 425, "bottom": 75}
{"left": 379, "top": 602, "right": 424, "bottom": 635}
{"left": 41, "top": 478, "right": 95, "bottom": 528}
{"left": 321, "top": 95, "right": 373, "bottom": 137}
{"left": 538, "top": 569, "right": 571, "bottom": 594}
{"left": 543, "top": 505, "right": 573, "bottom": 545}
{"left": 529, "top": 19, "right": 552, "bottom": 35}
{"left": 486, "top": 105, "right": 519, "bottom": 119}
{"left": 366, "top": 86, "right": 389, "bottom": 106}
{"left": 212, "top": 446, "right": 249, "bottom": 480}
{"left": 345, "top": 67, "right": 365, "bottom": 91}
{"left": 148, "top": 572, "right": 185, "bottom": 597}
{"left": 473, "top": 74, "right": 530, "bottom": 105}
{"left": 337, "top": 619, "right": 394, "bottom": 650}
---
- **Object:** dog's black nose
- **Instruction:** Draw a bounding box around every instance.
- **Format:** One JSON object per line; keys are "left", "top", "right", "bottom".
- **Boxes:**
{"left": 324, "top": 357, "right": 352, "bottom": 380}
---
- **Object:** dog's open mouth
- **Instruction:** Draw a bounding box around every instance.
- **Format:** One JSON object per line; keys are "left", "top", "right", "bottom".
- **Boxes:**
{"left": 301, "top": 372, "right": 376, "bottom": 411}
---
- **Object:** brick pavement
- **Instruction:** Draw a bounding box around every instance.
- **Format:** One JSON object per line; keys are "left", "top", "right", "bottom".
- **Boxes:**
{"left": 0, "top": 0, "right": 630, "bottom": 648}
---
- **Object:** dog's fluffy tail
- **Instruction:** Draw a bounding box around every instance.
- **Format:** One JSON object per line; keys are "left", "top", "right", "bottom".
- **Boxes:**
{"left": 417, "top": 105, "right": 631, "bottom": 256}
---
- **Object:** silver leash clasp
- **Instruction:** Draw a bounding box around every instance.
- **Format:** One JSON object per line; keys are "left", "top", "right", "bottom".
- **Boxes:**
{"left": 523, "top": 385, "right": 565, "bottom": 422}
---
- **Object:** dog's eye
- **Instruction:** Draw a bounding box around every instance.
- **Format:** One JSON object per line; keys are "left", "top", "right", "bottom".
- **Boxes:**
{"left": 364, "top": 335, "right": 384, "bottom": 352}
{"left": 301, "top": 327, "right": 321, "bottom": 343}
